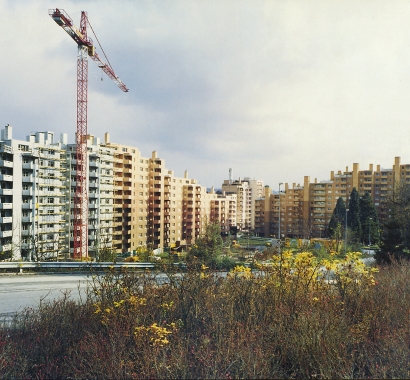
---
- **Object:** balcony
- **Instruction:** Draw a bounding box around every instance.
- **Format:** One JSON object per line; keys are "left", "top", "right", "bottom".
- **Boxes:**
{"left": 0, "top": 160, "right": 13, "bottom": 168}
{"left": 0, "top": 203, "right": 13, "bottom": 209}
{"left": 0, "top": 243, "right": 11, "bottom": 251}
{"left": 0, "top": 174, "right": 13, "bottom": 181}
{"left": 0, "top": 189, "right": 12, "bottom": 196}
{"left": 0, "top": 216, "right": 12, "bottom": 224}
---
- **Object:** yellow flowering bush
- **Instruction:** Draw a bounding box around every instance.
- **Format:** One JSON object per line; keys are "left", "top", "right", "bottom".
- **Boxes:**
{"left": 255, "top": 250, "right": 378, "bottom": 306}
{"left": 229, "top": 265, "right": 253, "bottom": 279}
{"left": 134, "top": 323, "right": 173, "bottom": 347}
{"left": 325, "top": 251, "right": 379, "bottom": 299}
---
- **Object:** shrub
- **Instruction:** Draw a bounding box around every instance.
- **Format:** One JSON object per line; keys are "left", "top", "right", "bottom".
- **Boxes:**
{"left": 1, "top": 256, "right": 410, "bottom": 379}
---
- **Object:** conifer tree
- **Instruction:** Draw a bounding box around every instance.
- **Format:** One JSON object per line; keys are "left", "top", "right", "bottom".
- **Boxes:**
{"left": 377, "top": 181, "right": 410, "bottom": 263}
{"left": 359, "top": 191, "right": 380, "bottom": 245}
{"left": 328, "top": 197, "right": 346, "bottom": 236}
{"left": 347, "top": 187, "right": 361, "bottom": 241}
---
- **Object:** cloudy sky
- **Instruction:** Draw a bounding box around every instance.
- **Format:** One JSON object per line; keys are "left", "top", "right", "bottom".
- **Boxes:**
{"left": 1, "top": 0, "right": 410, "bottom": 190}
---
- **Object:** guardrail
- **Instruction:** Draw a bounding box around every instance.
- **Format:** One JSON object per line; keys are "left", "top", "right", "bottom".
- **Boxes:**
{"left": 0, "top": 261, "right": 156, "bottom": 272}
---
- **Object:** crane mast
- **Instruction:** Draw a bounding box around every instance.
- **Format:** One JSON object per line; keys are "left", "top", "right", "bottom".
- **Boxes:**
{"left": 49, "top": 8, "right": 128, "bottom": 259}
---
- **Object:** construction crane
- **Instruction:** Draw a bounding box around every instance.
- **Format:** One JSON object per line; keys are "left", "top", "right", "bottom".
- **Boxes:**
{"left": 49, "top": 8, "right": 128, "bottom": 259}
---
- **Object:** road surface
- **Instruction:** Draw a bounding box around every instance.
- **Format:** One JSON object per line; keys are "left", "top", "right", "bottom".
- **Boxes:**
{"left": 0, "top": 274, "right": 91, "bottom": 323}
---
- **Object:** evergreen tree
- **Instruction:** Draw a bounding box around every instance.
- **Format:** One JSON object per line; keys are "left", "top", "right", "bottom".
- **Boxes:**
{"left": 328, "top": 197, "right": 346, "bottom": 236}
{"left": 347, "top": 187, "right": 361, "bottom": 242}
{"left": 377, "top": 218, "right": 404, "bottom": 263}
{"left": 359, "top": 192, "right": 380, "bottom": 245}
{"left": 377, "top": 181, "right": 410, "bottom": 263}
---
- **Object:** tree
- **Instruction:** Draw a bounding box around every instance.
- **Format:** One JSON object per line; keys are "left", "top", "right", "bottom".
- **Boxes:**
{"left": 91, "top": 234, "right": 117, "bottom": 262}
{"left": 347, "top": 188, "right": 361, "bottom": 242}
{"left": 359, "top": 192, "right": 380, "bottom": 245}
{"left": 376, "top": 219, "right": 404, "bottom": 263}
{"left": 328, "top": 197, "right": 346, "bottom": 236}
{"left": 187, "top": 222, "right": 223, "bottom": 264}
{"left": 328, "top": 197, "right": 346, "bottom": 252}
{"left": 377, "top": 181, "right": 410, "bottom": 263}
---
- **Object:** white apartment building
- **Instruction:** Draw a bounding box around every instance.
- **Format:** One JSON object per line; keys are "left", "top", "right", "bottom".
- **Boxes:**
{"left": 208, "top": 189, "right": 237, "bottom": 235}
{"left": 0, "top": 125, "right": 242, "bottom": 259}
{"left": 0, "top": 125, "right": 68, "bottom": 260}
{"left": 244, "top": 177, "right": 264, "bottom": 230}
{"left": 66, "top": 135, "right": 115, "bottom": 258}
{"left": 222, "top": 178, "right": 252, "bottom": 231}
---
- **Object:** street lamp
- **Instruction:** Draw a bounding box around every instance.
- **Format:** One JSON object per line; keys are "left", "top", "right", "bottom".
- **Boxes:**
{"left": 278, "top": 182, "right": 283, "bottom": 253}
{"left": 368, "top": 217, "right": 372, "bottom": 255}
{"left": 345, "top": 208, "right": 349, "bottom": 254}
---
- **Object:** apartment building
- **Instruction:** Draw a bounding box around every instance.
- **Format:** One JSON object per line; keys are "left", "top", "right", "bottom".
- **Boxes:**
{"left": 222, "top": 179, "right": 252, "bottom": 231}
{"left": 102, "top": 137, "right": 218, "bottom": 251}
{"left": 0, "top": 125, "right": 68, "bottom": 260}
{"left": 208, "top": 189, "right": 237, "bottom": 235}
{"left": 66, "top": 135, "right": 115, "bottom": 257}
{"left": 254, "top": 157, "right": 406, "bottom": 240}
{"left": 101, "top": 135, "right": 150, "bottom": 253}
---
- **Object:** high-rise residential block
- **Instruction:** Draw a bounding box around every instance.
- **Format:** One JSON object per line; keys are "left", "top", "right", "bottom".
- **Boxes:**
{"left": 0, "top": 125, "right": 68, "bottom": 260}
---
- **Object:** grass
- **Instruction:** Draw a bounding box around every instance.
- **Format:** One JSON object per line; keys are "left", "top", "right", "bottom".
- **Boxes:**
{"left": 0, "top": 258, "right": 410, "bottom": 379}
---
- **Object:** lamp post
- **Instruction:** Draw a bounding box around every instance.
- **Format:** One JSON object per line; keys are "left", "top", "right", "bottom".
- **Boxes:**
{"left": 345, "top": 208, "right": 349, "bottom": 254}
{"left": 368, "top": 217, "right": 372, "bottom": 255}
{"left": 278, "top": 182, "right": 283, "bottom": 253}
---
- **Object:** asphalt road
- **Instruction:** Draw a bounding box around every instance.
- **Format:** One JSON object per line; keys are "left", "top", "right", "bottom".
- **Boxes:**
{"left": 0, "top": 272, "right": 174, "bottom": 323}
{"left": 0, "top": 274, "right": 91, "bottom": 323}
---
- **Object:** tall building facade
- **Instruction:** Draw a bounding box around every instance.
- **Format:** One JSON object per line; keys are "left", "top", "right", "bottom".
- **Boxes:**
{"left": 4, "top": 122, "right": 410, "bottom": 260}
{"left": 0, "top": 126, "right": 68, "bottom": 260}
{"left": 66, "top": 135, "right": 115, "bottom": 257}
{"left": 256, "top": 157, "right": 406, "bottom": 240}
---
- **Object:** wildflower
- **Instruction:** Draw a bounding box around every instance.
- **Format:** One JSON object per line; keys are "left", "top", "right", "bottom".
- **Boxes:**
{"left": 128, "top": 295, "right": 147, "bottom": 306}
{"left": 161, "top": 301, "right": 174, "bottom": 311}
{"left": 230, "top": 265, "right": 252, "bottom": 278}
{"left": 113, "top": 300, "right": 125, "bottom": 308}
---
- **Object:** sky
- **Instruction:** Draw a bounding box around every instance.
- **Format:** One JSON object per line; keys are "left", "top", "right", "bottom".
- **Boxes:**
{"left": 2, "top": 0, "right": 410, "bottom": 190}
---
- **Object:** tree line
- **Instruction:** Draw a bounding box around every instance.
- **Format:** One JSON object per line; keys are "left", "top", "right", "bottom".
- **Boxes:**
{"left": 328, "top": 183, "right": 410, "bottom": 263}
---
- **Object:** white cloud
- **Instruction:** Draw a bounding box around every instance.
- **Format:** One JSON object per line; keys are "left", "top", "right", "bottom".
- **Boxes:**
{"left": 2, "top": 0, "right": 410, "bottom": 189}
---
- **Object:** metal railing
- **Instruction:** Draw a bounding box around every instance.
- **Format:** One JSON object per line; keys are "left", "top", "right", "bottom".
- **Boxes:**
{"left": 0, "top": 261, "right": 156, "bottom": 272}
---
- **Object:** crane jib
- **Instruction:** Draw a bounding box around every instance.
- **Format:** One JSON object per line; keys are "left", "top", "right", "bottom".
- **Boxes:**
{"left": 48, "top": 8, "right": 129, "bottom": 259}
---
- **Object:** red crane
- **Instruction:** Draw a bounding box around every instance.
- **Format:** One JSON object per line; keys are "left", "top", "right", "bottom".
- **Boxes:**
{"left": 49, "top": 9, "right": 128, "bottom": 259}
